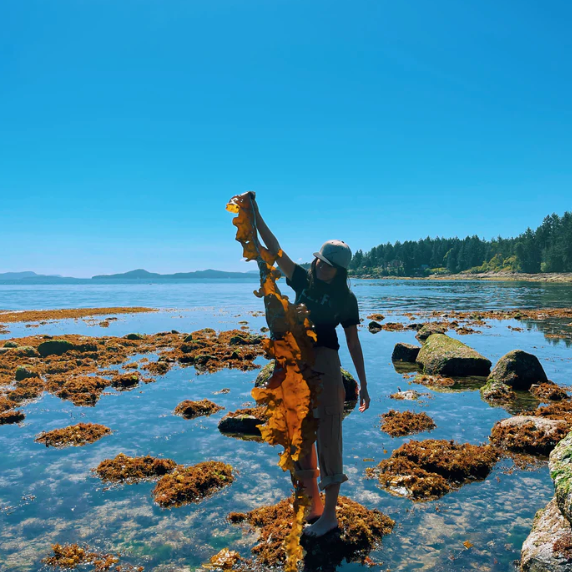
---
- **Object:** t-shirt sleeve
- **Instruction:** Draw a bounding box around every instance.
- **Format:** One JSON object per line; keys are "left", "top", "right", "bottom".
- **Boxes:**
{"left": 285, "top": 264, "right": 309, "bottom": 293}
{"left": 340, "top": 292, "right": 360, "bottom": 328}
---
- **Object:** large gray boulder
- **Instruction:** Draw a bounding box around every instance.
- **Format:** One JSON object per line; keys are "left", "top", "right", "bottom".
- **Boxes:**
{"left": 392, "top": 343, "right": 421, "bottom": 363}
{"left": 254, "top": 361, "right": 359, "bottom": 403}
{"left": 521, "top": 497, "right": 572, "bottom": 572}
{"left": 488, "top": 350, "right": 548, "bottom": 391}
{"left": 416, "top": 334, "right": 491, "bottom": 377}
{"left": 550, "top": 432, "right": 572, "bottom": 528}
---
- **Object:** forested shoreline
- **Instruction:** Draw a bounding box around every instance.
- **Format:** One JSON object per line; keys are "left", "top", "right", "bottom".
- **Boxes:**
{"left": 348, "top": 211, "right": 572, "bottom": 277}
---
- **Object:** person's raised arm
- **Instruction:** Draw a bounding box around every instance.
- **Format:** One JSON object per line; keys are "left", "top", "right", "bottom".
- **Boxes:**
{"left": 245, "top": 193, "right": 296, "bottom": 281}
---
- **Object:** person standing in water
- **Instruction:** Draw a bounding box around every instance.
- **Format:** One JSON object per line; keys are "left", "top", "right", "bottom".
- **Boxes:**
{"left": 245, "top": 194, "right": 370, "bottom": 538}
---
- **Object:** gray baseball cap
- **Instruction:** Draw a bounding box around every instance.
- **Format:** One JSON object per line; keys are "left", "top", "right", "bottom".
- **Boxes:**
{"left": 313, "top": 240, "right": 352, "bottom": 270}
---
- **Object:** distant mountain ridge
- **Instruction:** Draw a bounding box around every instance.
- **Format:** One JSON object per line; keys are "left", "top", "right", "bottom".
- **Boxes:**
{"left": 0, "top": 268, "right": 260, "bottom": 283}
{"left": 91, "top": 269, "right": 258, "bottom": 280}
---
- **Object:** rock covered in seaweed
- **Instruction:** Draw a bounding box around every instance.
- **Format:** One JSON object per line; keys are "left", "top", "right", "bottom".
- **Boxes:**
{"left": 366, "top": 439, "right": 499, "bottom": 501}
{"left": 174, "top": 399, "right": 224, "bottom": 419}
{"left": 488, "top": 350, "right": 548, "bottom": 390}
{"left": 35, "top": 423, "right": 111, "bottom": 448}
{"left": 228, "top": 495, "right": 394, "bottom": 569}
{"left": 550, "top": 431, "right": 572, "bottom": 528}
{"left": 392, "top": 342, "right": 421, "bottom": 363}
{"left": 415, "top": 323, "right": 447, "bottom": 342}
{"left": 380, "top": 410, "right": 436, "bottom": 437}
{"left": 42, "top": 542, "right": 144, "bottom": 571}
{"left": 415, "top": 334, "right": 491, "bottom": 377}
{"left": 93, "top": 453, "right": 177, "bottom": 483}
{"left": 152, "top": 461, "right": 234, "bottom": 508}
{"left": 520, "top": 498, "right": 572, "bottom": 572}
{"left": 490, "top": 416, "right": 570, "bottom": 456}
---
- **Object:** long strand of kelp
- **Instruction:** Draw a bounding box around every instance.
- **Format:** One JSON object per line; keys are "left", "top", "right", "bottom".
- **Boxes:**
{"left": 226, "top": 192, "right": 320, "bottom": 571}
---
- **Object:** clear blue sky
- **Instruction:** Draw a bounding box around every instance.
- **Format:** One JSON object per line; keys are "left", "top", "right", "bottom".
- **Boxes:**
{"left": 1, "top": 0, "right": 571, "bottom": 277}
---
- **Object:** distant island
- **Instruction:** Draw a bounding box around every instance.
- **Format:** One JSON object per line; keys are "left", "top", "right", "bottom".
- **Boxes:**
{"left": 0, "top": 269, "right": 263, "bottom": 284}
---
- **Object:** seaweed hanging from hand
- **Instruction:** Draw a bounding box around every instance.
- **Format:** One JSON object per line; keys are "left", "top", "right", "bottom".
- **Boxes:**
{"left": 227, "top": 192, "right": 321, "bottom": 571}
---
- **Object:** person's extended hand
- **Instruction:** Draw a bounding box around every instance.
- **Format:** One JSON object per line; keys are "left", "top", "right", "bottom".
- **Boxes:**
{"left": 241, "top": 191, "right": 258, "bottom": 212}
{"left": 359, "top": 386, "right": 370, "bottom": 412}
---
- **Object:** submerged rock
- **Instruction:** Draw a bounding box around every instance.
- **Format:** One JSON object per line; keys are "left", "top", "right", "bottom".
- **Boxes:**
{"left": 228, "top": 495, "right": 394, "bottom": 569}
{"left": 37, "top": 340, "right": 76, "bottom": 357}
{"left": 392, "top": 342, "right": 421, "bottom": 363}
{"left": 218, "top": 406, "right": 269, "bottom": 436}
{"left": 550, "top": 432, "right": 572, "bottom": 528}
{"left": 123, "top": 333, "right": 145, "bottom": 340}
{"left": 14, "top": 366, "right": 39, "bottom": 381}
{"left": 0, "top": 410, "right": 25, "bottom": 425}
{"left": 490, "top": 416, "right": 570, "bottom": 456}
{"left": 368, "top": 320, "right": 383, "bottom": 333}
{"left": 416, "top": 334, "right": 491, "bottom": 376}
{"left": 520, "top": 498, "right": 572, "bottom": 572}
{"left": 488, "top": 350, "right": 548, "bottom": 391}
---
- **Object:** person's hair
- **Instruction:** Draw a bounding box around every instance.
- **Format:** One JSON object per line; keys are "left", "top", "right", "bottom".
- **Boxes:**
{"left": 307, "top": 258, "right": 351, "bottom": 303}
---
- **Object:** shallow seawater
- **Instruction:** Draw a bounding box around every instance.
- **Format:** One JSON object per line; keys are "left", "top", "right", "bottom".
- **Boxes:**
{"left": 1, "top": 279, "right": 571, "bottom": 572}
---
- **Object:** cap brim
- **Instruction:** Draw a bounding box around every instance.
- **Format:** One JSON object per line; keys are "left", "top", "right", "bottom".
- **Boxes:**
{"left": 313, "top": 252, "right": 334, "bottom": 266}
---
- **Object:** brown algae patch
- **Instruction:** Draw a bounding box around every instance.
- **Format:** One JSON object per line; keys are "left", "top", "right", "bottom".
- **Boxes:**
{"left": 366, "top": 439, "right": 499, "bottom": 501}
{"left": 380, "top": 410, "right": 436, "bottom": 437}
{"left": 490, "top": 416, "right": 570, "bottom": 456}
{"left": 530, "top": 382, "right": 569, "bottom": 402}
{"left": 171, "top": 328, "right": 265, "bottom": 373}
{"left": 42, "top": 542, "right": 143, "bottom": 571}
{"left": 412, "top": 374, "right": 456, "bottom": 388}
{"left": 0, "top": 329, "right": 267, "bottom": 410}
{"left": 174, "top": 399, "right": 224, "bottom": 419}
{"left": 228, "top": 495, "right": 394, "bottom": 568}
{"left": 0, "top": 306, "right": 156, "bottom": 324}
{"left": 203, "top": 548, "right": 243, "bottom": 570}
{"left": 152, "top": 461, "right": 234, "bottom": 508}
{"left": 93, "top": 453, "right": 177, "bottom": 484}
{"left": 46, "top": 375, "right": 110, "bottom": 406}
{"left": 36, "top": 423, "right": 111, "bottom": 448}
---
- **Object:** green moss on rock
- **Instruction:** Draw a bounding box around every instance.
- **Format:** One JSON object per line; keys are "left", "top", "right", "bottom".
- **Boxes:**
{"left": 550, "top": 431, "right": 572, "bottom": 527}
{"left": 416, "top": 334, "right": 491, "bottom": 376}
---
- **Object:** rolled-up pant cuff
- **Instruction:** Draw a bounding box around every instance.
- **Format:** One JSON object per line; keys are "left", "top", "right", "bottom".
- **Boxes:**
{"left": 293, "top": 468, "right": 320, "bottom": 480}
{"left": 319, "top": 473, "right": 348, "bottom": 491}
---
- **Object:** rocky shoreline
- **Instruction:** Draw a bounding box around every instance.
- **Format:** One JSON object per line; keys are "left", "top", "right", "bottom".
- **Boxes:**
{"left": 352, "top": 272, "right": 572, "bottom": 282}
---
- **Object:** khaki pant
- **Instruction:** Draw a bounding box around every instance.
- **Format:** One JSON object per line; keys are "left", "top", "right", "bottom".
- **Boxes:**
{"left": 293, "top": 346, "right": 349, "bottom": 490}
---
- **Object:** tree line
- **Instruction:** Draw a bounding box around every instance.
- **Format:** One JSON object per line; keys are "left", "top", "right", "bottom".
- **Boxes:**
{"left": 348, "top": 211, "right": 572, "bottom": 277}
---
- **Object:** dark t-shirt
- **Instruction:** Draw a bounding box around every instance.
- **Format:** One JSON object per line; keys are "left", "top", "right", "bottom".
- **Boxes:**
{"left": 285, "top": 264, "right": 360, "bottom": 350}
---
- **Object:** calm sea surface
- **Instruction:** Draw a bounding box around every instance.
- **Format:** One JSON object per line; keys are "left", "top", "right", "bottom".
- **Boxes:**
{"left": 1, "top": 279, "right": 572, "bottom": 572}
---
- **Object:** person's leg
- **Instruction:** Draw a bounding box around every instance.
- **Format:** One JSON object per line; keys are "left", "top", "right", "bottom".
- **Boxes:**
{"left": 295, "top": 443, "right": 323, "bottom": 520}
{"left": 303, "top": 348, "right": 347, "bottom": 537}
